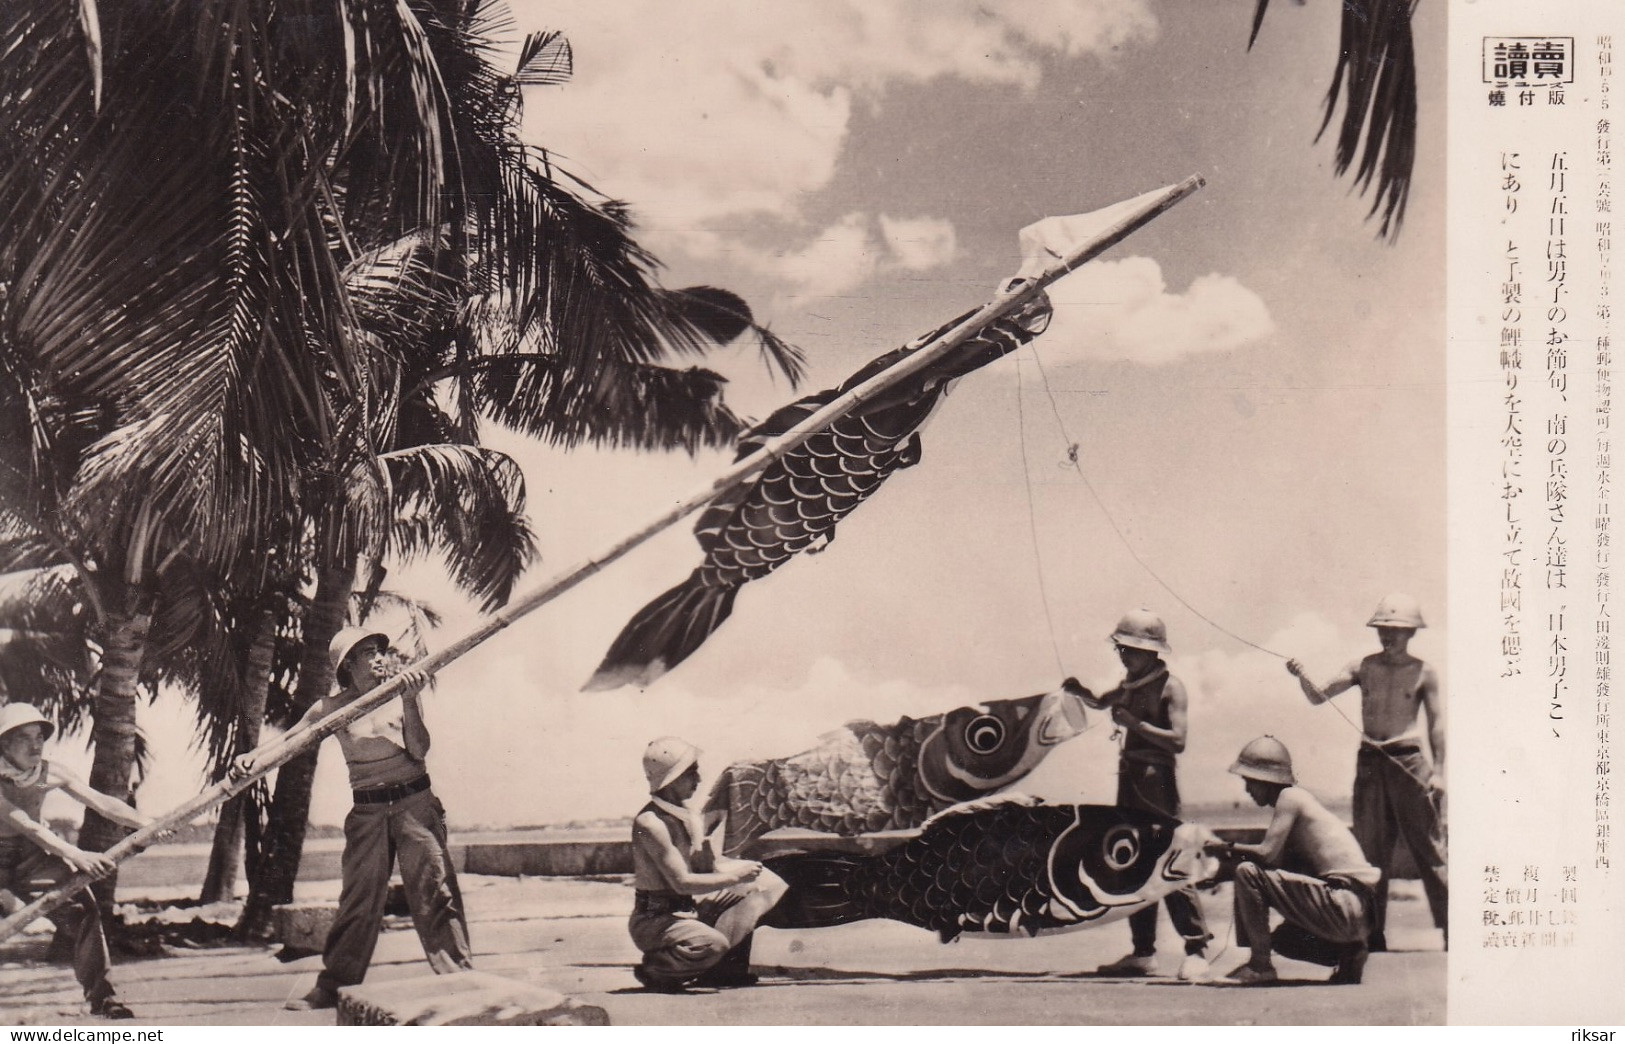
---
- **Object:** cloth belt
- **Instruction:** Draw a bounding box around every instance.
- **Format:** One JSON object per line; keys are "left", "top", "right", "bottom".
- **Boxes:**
{"left": 351, "top": 774, "right": 431, "bottom": 806}
{"left": 1324, "top": 872, "right": 1379, "bottom": 920}
{"left": 1120, "top": 747, "right": 1177, "bottom": 768}
{"left": 633, "top": 890, "right": 697, "bottom": 916}
{"left": 1359, "top": 741, "right": 1422, "bottom": 757}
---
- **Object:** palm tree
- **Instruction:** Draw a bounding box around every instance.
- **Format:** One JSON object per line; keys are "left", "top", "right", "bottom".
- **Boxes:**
{"left": 2, "top": 0, "right": 799, "bottom": 931}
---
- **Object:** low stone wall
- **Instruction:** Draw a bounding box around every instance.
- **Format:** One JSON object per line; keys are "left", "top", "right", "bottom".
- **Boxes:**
{"left": 453, "top": 827, "right": 1378, "bottom": 878}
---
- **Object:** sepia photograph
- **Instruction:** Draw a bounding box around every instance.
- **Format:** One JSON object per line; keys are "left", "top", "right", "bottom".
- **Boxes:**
{"left": 5, "top": 0, "right": 1603, "bottom": 1030}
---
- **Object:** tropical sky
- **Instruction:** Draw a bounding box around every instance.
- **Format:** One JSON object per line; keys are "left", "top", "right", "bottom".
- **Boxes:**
{"left": 47, "top": 1, "right": 1447, "bottom": 831}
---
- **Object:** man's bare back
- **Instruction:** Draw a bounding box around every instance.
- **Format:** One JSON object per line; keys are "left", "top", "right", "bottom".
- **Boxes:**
{"left": 1275, "top": 787, "right": 1380, "bottom": 884}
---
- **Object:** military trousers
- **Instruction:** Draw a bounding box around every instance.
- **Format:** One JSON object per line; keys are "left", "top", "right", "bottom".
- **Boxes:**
{"left": 1354, "top": 745, "right": 1448, "bottom": 938}
{"left": 1117, "top": 758, "right": 1211, "bottom": 956}
{"left": 316, "top": 786, "right": 473, "bottom": 992}
{"left": 627, "top": 868, "right": 786, "bottom": 986}
{"left": 1232, "top": 861, "right": 1373, "bottom": 956}
{"left": 0, "top": 839, "right": 115, "bottom": 1005}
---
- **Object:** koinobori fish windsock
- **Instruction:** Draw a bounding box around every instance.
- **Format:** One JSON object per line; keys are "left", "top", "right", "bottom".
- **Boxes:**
{"left": 704, "top": 680, "right": 1094, "bottom": 856}
{"left": 759, "top": 797, "right": 1221, "bottom": 941}
{"left": 583, "top": 290, "right": 1054, "bottom": 691}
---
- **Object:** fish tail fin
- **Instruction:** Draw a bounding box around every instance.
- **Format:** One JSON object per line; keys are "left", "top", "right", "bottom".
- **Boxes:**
{"left": 582, "top": 572, "right": 738, "bottom": 691}
{"left": 759, "top": 853, "right": 874, "bottom": 930}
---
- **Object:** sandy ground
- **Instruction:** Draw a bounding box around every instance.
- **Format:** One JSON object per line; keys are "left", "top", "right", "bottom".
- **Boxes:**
{"left": 0, "top": 873, "right": 1444, "bottom": 1027}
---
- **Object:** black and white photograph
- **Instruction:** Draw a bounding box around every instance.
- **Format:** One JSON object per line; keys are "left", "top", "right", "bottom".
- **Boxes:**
{"left": 0, "top": 0, "right": 1615, "bottom": 1030}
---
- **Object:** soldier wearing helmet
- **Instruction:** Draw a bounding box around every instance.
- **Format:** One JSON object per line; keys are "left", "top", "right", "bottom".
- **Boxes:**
{"left": 0, "top": 703, "right": 164, "bottom": 1019}
{"left": 1206, "top": 736, "right": 1380, "bottom": 986}
{"left": 629, "top": 737, "right": 788, "bottom": 991}
{"left": 1092, "top": 610, "right": 1212, "bottom": 982}
{"left": 1284, "top": 593, "right": 1446, "bottom": 951}
{"left": 247, "top": 628, "right": 473, "bottom": 1011}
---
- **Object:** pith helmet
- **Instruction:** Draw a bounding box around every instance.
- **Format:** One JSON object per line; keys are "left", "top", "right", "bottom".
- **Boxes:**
{"left": 329, "top": 628, "right": 389, "bottom": 686}
{"left": 1367, "top": 593, "right": 1425, "bottom": 629}
{"left": 1229, "top": 735, "right": 1297, "bottom": 786}
{"left": 0, "top": 703, "right": 55, "bottom": 744}
{"left": 1109, "top": 609, "right": 1171, "bottom": 655}
{"left": 643, "top": 737, "right": 700, "bottom": 793}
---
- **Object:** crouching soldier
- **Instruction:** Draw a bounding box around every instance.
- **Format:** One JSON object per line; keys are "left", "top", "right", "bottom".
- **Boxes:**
{"left": 630, "top": 737, "right": 787, "bottom": 992}
{"left": 0, "top": 703, "right": 166, "bottom": 1019}
{"left": 1208, "top": 736, "right": 1379, "bottom": 986}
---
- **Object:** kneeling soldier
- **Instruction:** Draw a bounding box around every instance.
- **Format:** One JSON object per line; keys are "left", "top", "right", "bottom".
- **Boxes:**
{"left": 630, "top": 737, "right": 787, "bottom": 991}
{"left": 1209, "top": 736, "right": 1379, "bottom": 986}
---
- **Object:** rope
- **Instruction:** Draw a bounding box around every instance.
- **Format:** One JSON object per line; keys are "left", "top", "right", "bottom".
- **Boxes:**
{"left": 1024, "top": 347, "right": 1287, "bottom": 661}
{"left": 1013, "top": 357, "right": 1069, "bottom": 680}
{"left": 1021, "top": 344, "right": 1439, "bottom": 797}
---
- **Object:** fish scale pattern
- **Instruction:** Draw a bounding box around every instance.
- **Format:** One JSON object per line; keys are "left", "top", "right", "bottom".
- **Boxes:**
{"left": 689, "top": 310, "right": 1036, "bottom": 593}
{"left": 842, "top": 803, "right": 1080, "bottom": 937}
{"left": 694, "top": 417, "right": 922, "bottom": 588}
{"left": 710, "top": 716, "right": 952, "bottom": 852}
{"left": 587, "top": 307, "right": 1044, "bottom": 690}
{"left": 762, "top": 802, "right": 1192, "bottom": 938}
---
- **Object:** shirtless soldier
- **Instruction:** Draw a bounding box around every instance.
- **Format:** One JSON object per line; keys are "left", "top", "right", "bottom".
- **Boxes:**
{"left": 1285, "top": 593, "right": 1446, "bottom": 949}
{"left": 629, "top": 738, "right": 787, "bottom": 991}
{"left": 1208, "top": 736, "right": 1381, "bottom": 985}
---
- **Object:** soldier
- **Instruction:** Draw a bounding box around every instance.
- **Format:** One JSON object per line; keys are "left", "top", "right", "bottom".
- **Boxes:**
{"left": 1286, "top": 593, "right": 1447, "bottom": 950}
{"left": 1209, "top": 736, "right": 1380, "bottom": 985}
{"left": 0, "top": 703, "right": 159, "bottom": 1019}
{"left": 629, "top": 737, "right": 787, "bottom": 991}
{"left": 237, "top": 629, "right": 474, "bottom": 1011}
{"left": 1092, "top": 610, "right": 1212, "bottom": 981}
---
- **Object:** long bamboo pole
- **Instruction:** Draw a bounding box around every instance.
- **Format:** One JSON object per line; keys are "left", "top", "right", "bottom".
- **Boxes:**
{"left": 0, "top": 175, "right": 1203, "bottom": 945}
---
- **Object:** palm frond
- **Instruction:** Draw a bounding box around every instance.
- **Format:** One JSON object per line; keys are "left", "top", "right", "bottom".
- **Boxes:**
{"left": 352, "top": 587, "right": 442, "bottom": 658}
{"left": 380, "top": 443, "right": 535, "bottom": 610}
{"left": 1250, "top": 0, "right": 1417, "bottom": 238}
{"left": 515, "top": 30, "right": 572, "bottom": 87}
{"left": 469, "top": 353, "right": 743, "bottom": 453}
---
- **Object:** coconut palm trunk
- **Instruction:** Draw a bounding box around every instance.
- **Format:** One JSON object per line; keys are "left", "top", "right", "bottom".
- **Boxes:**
{"left": 77, "top": 584, "right": 154, "bottom": 919}
{"left": 239, "top": 563, "right": 353, "bottom": 938}
{"left": 200, "top": 606, "right": 275, "bottom": 904}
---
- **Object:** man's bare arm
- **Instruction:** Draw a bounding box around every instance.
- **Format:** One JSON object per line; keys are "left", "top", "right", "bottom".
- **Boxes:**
{"left": 1420, "top": 663, "right": 1445, "bottom": 782}
{"left": 633, "top": 813, "right": 759, "bottom": 895}
{"left": 2, "top": 789, "right": 118, "bottom": 877}
{"left": 1230, "top": 790, "right": 1301, "bottom": 865}
{"left": 54, "top": 766, "right": 149, "bottom": 830}
{"left": 1286, "top": 659, "right": 1359, "bottom": 705}
{"left": 399, "top": 671, "right": 432, "bottom": 760}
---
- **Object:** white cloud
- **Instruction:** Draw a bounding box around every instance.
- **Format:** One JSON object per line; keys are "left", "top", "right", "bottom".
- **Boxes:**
{"left": 1181, "top": 613, "right": 1373, "bottom": 806}
{"left": 771, "top": 213, "right": 881, "bottom": 299}
{"left": 692, "top": 213, "right": 959, "bottom": 301}
{"left": 1039, "top": 256, "right": 1276, "bottom": 366}
{"left": 879, "top": 215, "right": 959, "bottom": 271}
{"left": 522, "top": 1, "right": 1158, "bottom": 231}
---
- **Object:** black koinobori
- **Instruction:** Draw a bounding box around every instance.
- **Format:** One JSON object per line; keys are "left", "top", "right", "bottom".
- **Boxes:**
{"left": 759, "top": 797, "right": 1220, "bottom": 941}
{"left": 584, "top": 296, "right": 1053, "bottom": 691}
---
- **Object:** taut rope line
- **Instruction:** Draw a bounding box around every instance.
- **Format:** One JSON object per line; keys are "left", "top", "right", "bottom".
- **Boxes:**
{"left": 1022, "top": 346, "right": 1438, "bottom": 796}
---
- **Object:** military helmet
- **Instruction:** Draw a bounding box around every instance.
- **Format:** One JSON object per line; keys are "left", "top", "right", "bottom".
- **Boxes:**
{"left": 0, "top": 703, "right": 55, "bottom": 745}
{"left": 643, "top": 737, "right": 700, "bottom": 793}
{"left": 1109, "top": 609, "right": 1171, "bottom": 655}
{"left": 329, "top": 628, "right": 390, "bottom": 687}
{"left": 1229, "top": 735, "right": 1297, "bottom": 786}
{"left": 1367, "top": 593, "right": 1425, "bottom": 630}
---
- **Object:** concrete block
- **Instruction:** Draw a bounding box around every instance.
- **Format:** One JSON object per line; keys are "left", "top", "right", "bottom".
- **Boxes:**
{"left": 272, "top": 901, "right": 338, "bottom": 952}
{"left": 336, "top": 971, "right": 610, "bottom": 1026}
